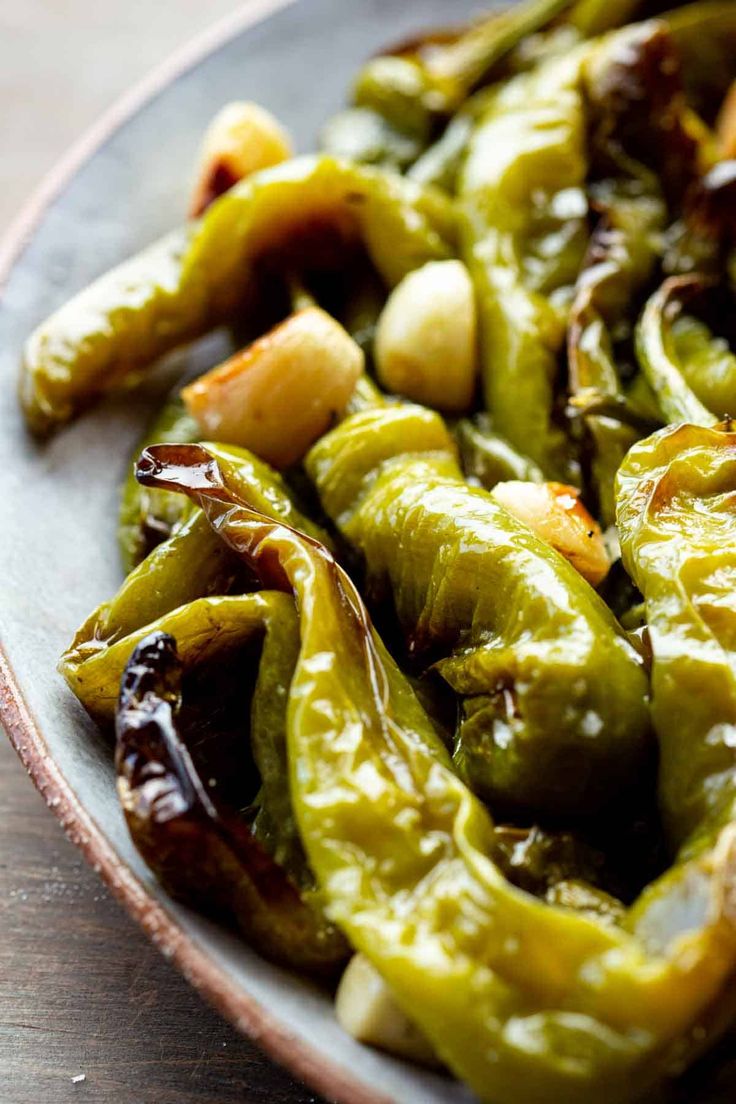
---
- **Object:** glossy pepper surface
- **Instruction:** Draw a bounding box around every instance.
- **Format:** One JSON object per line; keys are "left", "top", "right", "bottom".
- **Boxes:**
{"left": 116, "top": 628, "right": 347, "bottom": 973}
{"left": 617, "top": 419, "right": 736, "bottom": 846}
{"left": 460, "top": 47, "right": 589, "bottom": 476}
{"left": 568, "top": 20, "right": 683, "bottom": 523}
{"left": 134, "top": 441, "right": 736, "bottom": 1104}
{"left": 305, "top": 402, "right": 650, "bottom": 816}
{"left": 118, "top": 391, "right": 199, "bottom": 571}
{"left": 348, "top": 0, "right": 575, "bottom": 141}
{"left": 20, "top": 156, "right": 455, "bottom": 435}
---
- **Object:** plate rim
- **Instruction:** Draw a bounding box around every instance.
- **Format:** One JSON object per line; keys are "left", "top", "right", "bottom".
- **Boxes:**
{"left": 0, "top": 4, "right": 398, "bottom": 1101}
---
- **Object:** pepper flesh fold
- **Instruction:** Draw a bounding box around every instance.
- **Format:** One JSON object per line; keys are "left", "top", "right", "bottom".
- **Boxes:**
{"left": 306, "top": 403, "right": 650, "bottom": 816}
{"left": 616, "top": 420, "right": 736, "bottom": 847}
{"left": 20, "top": 155, "right": 455, "bottom": 435}
{"left": 135, "top": 441, "right": 736, "bottom": 1104}
{"left": 455, "top": 414, "right": 544, "bottom": 489}
{"left": 115, "top": 618, "right": 347, "bottom": 973}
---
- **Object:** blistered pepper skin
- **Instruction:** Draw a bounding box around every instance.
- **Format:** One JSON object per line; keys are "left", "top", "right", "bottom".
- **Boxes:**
{"left": 20, "top": 156, "right": 455, "bottom": 435}
{"left": 306, "top": 404, "right": 650, "bottom": 817}
{"left": 616, "top": 420, "right": 736, "bottom": 847}
{"left": 133, "top": 442, "right": 736, "bottom": 1104}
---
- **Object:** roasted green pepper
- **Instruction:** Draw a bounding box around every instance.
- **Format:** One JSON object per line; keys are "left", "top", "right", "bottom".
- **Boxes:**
{"left": 664, "top": 160, "right": 736, "bottom": 278}
{"left": 116, "top": 625, "right": 347, "bottom": 973}
{"left": 569, "top": 0, "right": 642, "bottom": 35}
{"left": 305, "top": 403, "right": 650, "bottom": 816}
{"left": 460, "top": 47, "right": 590, "bottom": 476}
{"left": 133, "top": 441, "right": 736, "bottom": 1104}
{"left": 567, "top": 21, "right": 679, "bottom": 522}
{"left": 669, "top": 308, "right": 736, "bottom": 418}
{"left": 455, "top": 414, "right": 544, "bottom": 490}
{"left": 567, "top": 184, "right": 664, "bottom": 523}
{"left": 20, "top": 156, "right": 455, "bottom": 435}
{"left": 617, "top": 419, "right": 736, "bottom": 846}
{"left": 320, "top": 108, "right": 425, "bottom": 172}
{"left": 117, "top": 390, "right": 329, "bottom": 572}
{"left": 350, "top": 0, "right": 575, "bottom": 140}
{"left": 636, "top": 276, "right": 722, "bottom": 426}
{"left": 63, "top": 440, "right": 332, "bottom": 720}
{"left": 666, "top": 1, "right": 736, "bottom": 124}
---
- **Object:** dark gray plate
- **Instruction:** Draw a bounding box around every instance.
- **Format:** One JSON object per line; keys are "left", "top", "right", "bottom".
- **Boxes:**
{"left": 0, "top": 2, "right": 482, "bottom": 1102}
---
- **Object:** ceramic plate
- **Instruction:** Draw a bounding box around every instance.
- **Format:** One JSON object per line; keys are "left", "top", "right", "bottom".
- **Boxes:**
{"left": 0, "top": 1, "right": 486, "bottom": 1101}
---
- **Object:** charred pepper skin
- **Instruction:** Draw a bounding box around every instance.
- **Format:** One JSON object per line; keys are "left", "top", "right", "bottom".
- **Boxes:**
{"left": 116, "top": 630, "right": 347, "bottom": 974}
{"left": 118, "top": 391, "right": 200, "bottom": 572}
{"left": 567, "top": 19, "right": 694, "bottom": 525}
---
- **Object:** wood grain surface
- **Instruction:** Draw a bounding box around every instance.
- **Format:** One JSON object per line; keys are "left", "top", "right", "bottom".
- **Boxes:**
{"left": 0, "top": 2, "right": 328, "bottom": 1100}
{"left": 0, "top": 736, "right": 328, "bottom": 1104}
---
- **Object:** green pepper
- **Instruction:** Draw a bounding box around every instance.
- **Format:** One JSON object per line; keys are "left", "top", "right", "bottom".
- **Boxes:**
{"left": 134, "top": 440, "right": 736, "bottom": 1104}
{"left": 116, "top": 624, "right": 347, "bottom": 974}
{"left": 664, "top": 161, "right": 736, "bottom": 278}
{"left": 460, "top": 47, "right": 590, "bottom": 476}
{"left": 118, "top": 391, "right": 200, "bottom": 571}
{"left": 350, "top": 0, "right": 575, "bottom": 140}
{"left": 319, "top": 108, "right": 424, "bottom": 172}
{"left": 68, "top": 503, "right": 344, "bottom": 963}
{"left": 20, "top": 156, "right": 456, "bottom": 435}
{"left": 67, "top": 581, "right": 337, "bottom": 917}
{"left": 64, "top": 440, "right": 333, "bottom": 720}
{"left": 306, "top": 403, "right": 650, "bottom": 816}
{"left": 455, "top": 414, "right": 544, "bottom": 490}
{"left": 567, "top": 193, "right": 666, "bottom": 525}
{"left": 636, "top": 276, "right": 722, "bottom": 426}
{"left": 118, "top": 396, "right": 330, "bottom": 573}
{"left": 582, "top": 20, "right": 704, "bottom": 208}
{"left": 407, "top": 110, "right": 477, "bottom": 194}
{"left": 569, "top": 0, "right": 643, "bottom": 35}
{"left": 616, "top": 419, "right": 736, "bottom": 846}
{"left": 567, "top": 194, "right": 663, "bottom": 524}
{"left": 669, "top": 310, "right": 736, "bottom": 417}
{"left": 492, "top": 823, "right": 619, "bottom": 905}
{"left": 666, "top": 1, "right": 736, "bottom": 124}
{"left": 568, "top": 18, "right": 712, "bottom": 522}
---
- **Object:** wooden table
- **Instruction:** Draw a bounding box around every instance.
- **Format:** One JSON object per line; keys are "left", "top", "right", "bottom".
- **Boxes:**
{"left": 0, "top": 738, "right": 327, "bottom": 1104}
{"left": 0, "top": 2, "right": 328, "bottom": 1100}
